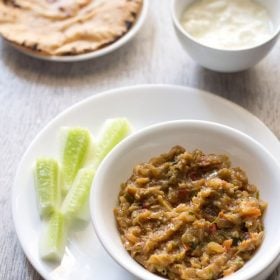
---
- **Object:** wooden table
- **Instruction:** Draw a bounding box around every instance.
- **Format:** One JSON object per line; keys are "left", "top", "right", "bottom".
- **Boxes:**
{"left": 0, "top": 1, "right": 279, "bottom": 279}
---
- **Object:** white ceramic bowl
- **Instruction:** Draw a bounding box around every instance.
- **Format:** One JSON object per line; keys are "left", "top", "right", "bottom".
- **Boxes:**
{"left": 4, "top": 0, "right": 148, "bottom": 62}
{"left": 171, "top": 0, "right": 280, "bottom": 72}
{"left": 91, "top": 120, "right": 280, "bottom": 280}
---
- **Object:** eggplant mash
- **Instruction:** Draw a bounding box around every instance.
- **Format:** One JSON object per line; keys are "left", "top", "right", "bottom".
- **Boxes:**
{"left": 114, "top": 146, "right": 266, "bottom": 280}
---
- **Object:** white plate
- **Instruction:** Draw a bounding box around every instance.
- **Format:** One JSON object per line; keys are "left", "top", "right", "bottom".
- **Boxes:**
{"left": 3, "top": 0, "right": 148, "bottom": 62}
{"left": 12, "top": 85, "right": 280, "bottom": 280}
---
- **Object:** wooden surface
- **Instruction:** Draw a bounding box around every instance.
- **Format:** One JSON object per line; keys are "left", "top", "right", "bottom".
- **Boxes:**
{"left": 0, "top": 1, "right": 279, "bottom": 279}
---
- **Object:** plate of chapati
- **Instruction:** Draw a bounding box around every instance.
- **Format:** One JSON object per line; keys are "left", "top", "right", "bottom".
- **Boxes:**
{"left": 0, "top": 0, "right": 148, "bottom": 62}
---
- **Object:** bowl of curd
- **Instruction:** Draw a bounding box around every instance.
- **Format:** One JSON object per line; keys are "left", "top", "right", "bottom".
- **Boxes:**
{"left": 171, "top": 0, "right": 280, "bottom": 72}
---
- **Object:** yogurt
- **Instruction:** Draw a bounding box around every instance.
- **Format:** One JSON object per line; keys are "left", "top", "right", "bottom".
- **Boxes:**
{"left": 181, "top": 0, "right": 273, "bottom": 50}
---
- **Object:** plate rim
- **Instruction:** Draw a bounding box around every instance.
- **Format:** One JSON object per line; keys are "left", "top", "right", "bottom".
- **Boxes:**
{"left": 3, "top": 0, "right": 148, "bottom": 62}
{"left": 12, "top": 84, "right": 280, "bottom": 280}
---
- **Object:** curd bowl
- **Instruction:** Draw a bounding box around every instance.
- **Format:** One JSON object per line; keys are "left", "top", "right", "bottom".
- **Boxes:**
{"left": 171, "top": 0, "right": 280, "bottom": 72}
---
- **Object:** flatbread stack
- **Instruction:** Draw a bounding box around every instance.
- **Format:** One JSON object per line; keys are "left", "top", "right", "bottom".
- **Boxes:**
{"left": 0, "top": 0, "right": 143, "bottom": 56}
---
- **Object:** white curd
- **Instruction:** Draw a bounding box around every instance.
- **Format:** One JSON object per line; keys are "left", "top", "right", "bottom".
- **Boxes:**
{"left": 181, "top": 0, "right": 273, "bottom": 50}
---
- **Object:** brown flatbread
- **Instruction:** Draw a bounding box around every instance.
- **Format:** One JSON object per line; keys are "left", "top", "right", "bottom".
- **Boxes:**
{"left": 0, "top": 0, "right": 143, "bottom": 55}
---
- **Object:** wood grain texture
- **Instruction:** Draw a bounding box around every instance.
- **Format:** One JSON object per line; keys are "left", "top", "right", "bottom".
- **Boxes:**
{"left": 0, "top": 1, "right": 279, "bottom": 279}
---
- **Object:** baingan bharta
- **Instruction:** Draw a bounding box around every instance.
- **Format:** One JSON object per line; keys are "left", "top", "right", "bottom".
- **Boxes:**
{"left": 115, "top": 146, "right": 266, "bottom": 280}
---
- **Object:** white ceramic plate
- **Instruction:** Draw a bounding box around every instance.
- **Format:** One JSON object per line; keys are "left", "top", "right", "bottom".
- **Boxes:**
{"left": 12, "top": 85, "right": 280, "bottom": 280}
{"left": 3, "top": 0, "right": 148, "bottom": 62}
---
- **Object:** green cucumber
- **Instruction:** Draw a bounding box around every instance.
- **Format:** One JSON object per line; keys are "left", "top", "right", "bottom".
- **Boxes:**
{"left": 92, "top": 118, "right": 131, "bottom": 169}
{"left": 61, "top": 168, "right": 95, "bottom": 220}
{"left": 39, "top": 211, "right": 66, "bottom": 262}
{"left": 61, "top": 128, "right": 92, "bottom": 193}
{"left": 34, "top": 158, "right": 60, "bottom": 218}
{"left": 75, "top": 198, "right": 90, "bottom": 221}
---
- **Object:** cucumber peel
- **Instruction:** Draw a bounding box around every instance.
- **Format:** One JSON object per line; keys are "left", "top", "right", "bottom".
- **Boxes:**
{"left": 34, "top": 158, "right": 60, "bottom": 218}
{"left": 61, "top": 168, "right": 95, "bottom": 220}
{"left": 92, "top": 118, "right": 131, "bottom": 170}
{"left": 39, "top": 211, "right": 66, "bottom": 262}
{"left": 62, "top": 128, "right": 92, "bottom": 193}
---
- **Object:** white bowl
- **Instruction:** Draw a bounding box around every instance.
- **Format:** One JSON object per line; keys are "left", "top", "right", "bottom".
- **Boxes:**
{"left": 4, "top": 0, "right": 148, "bottom": 62}
{"left": 171, "top": 0, "right": 280, "bottom": 72}
{"left": 91, "top": 120, "right": 280, "bottom": 280}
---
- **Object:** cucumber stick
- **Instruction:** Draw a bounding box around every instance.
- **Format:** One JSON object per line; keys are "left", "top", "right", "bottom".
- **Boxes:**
{"left": 61, "top": 168, "right": 95, "bottom": 220}
{"left": 36, "top": 119, "right": 131, "bottom": 263}
{"left": 62, "top": 128, "right": 92, "bottom": 193}
{"left": 34, "top": 158, "right": 60, "bottom": 218}
{"left": 92, "top": 118, "right": 131, "bottom": 170}
{"left": 39, "top": 211, "right": 66, "bottom": 262}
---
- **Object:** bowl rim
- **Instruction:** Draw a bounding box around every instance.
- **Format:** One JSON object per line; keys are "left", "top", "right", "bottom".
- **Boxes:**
{"left": 91, "top": 119, "right": 280, "bottom": 280}
{"left": 3, "top": 0, "right": 148, "bottom": 62}
{"left": 171, "top": 0, "right": 280, "bottom": 52}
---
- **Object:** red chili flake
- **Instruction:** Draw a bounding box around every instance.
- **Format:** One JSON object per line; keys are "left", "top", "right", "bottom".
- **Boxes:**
{"left": 183, "top": 243, "right": 190, "bottom": 251}
{"left": 177, "top": 188, "right": 189, "bottom": 201}
{"left": 209, "top": 223, "right": 217, "bottom": 234}
{"left": 142, "top": 202, "right": 149, "bottom": 209}
{"left": 189, "top": 172, "right": 200, "bottom": 181}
